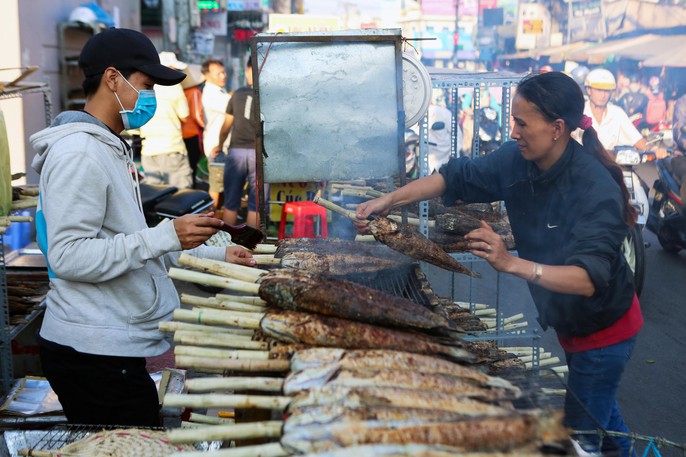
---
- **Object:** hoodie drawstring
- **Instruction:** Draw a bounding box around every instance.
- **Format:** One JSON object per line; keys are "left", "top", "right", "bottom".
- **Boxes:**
{"left": 124, "top": 148, "right": 144, "bottom": 214}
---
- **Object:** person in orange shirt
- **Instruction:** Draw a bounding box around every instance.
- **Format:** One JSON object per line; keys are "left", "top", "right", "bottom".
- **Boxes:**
{"left": 181, "top": 65, "right": 205, "bottom": 188}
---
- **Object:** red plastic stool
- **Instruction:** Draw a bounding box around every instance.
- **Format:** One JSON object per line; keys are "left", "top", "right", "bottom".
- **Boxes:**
{"left": 278, "top": 201, "right": 328, "bottom": 239}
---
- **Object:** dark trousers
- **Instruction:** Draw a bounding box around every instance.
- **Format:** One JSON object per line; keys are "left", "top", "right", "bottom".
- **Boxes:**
{"left": 670, "top": 155, "right": 686, "bottom": 211}
{"left": 184, "top": 135, "right": 203, "bottom": 188}
{"left": 564, "top": 336, "right": 637, "bottom": 457}
{"left": 39, "top": 337, "right": 160, "bottom": 426}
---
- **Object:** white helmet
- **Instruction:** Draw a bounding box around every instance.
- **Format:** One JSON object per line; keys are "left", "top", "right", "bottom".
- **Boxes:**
{"left": 68, "top": 6, "right": 98, "bottom": 25}
{"left": 585, "top": 68, "right": 617, "bottom": 91}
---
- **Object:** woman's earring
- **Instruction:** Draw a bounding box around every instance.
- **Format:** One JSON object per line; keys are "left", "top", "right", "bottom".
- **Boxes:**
{"left": 553, "top": 136, "right": 558, "bottom": 141}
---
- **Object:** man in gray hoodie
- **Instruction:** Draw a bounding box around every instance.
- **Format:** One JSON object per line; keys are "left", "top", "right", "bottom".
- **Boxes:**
{"left": 30, "top": 28, "right": 255, "bottom": 426}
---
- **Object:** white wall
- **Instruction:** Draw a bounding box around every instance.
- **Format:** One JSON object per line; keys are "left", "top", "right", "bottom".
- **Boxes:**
{"left": 0, "top": 1, "right": 139, "bottom": 185}
{"left": 0, "top": 0, "right": 26, "bottom": 184}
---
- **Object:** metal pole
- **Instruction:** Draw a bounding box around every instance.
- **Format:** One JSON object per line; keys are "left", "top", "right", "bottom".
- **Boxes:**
{"left": 453, "top": 0, "right": 460, "bottom": 66}
{"left": 162, "top": 0, "right": 176, "bottom": 51}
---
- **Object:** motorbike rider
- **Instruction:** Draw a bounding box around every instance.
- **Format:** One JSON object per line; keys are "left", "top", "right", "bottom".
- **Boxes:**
{"left": 670, "top": 90, "right": 686, "bottom": 214}
{"left": 573, "top": 68, "right": 648, "bottom": 153}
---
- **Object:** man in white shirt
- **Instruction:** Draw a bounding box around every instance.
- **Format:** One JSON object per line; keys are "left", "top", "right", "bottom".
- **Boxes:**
{"left": 139, "top": 52, "right": 192, "bottom": 189}
{"left": 201, "top": 59, "right": 230, "bottom": 206}
{"left": 574, "top": 68, "right": 647, "bottom": 152}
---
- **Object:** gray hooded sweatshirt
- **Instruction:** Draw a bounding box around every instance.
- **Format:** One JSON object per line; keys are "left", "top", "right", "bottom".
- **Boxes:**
{"left": 30, "top": 111, "right": 226, "bottom": 357}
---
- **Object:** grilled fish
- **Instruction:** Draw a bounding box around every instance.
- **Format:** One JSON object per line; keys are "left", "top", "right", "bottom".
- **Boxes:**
{"left": 283, "top": 404, "right": 474, "bottom": 433}
{"left": 289, "top": 348, "right": 514, "bottom": 391}
{"left": 279, "top": 252, "right": 409, "bottom": 275}
{"left": 368, "top": 216, "right": 479, "bottom": 278}
{"left": 258, "top": 269, "right": 458, "bottom": 335}
{"left": 260, "top": 310, "right": 475, "bottom": 363}
{"left": 275, "top": 238, "right": 412, "bottom": 263}
{"left": 299, "top": 444, "right": 545, "bottom": 457}
{"left": 282, "top": 411, "right": 568, "bottom": 454}
{"left": 283, "top": 365, "right": 519, "bottom": 401}
{"left": 288, "top": 385, "right": 513, "bottom": 415}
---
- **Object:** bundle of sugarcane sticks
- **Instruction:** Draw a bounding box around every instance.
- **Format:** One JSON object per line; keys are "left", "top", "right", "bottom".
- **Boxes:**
{"left": 161, "top": 255, "right": 571, "bottom": 456}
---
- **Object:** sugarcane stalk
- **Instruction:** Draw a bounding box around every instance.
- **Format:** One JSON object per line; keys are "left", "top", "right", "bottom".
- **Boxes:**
{"left": 186, "top": 376, "right": 284, "bottom": 393}
{"left": 188, "top": 412, "right": 235, "bottom": 425}
{"left": 167, "top": 420, "right": 283, "bottom": 444}
{"left": 173, "top": 331, "right": 267, "bottom": 350}
{"left": 169, "top": 268, "right": 260, "bottom": 295}
{"left": 181, "top": 294, "right": 266, "bottom": 313}
{"left": 170, "top": 442, "right": 288, "bottom": 457}
{"left": 15, "top": 186, "right": 39, "bottom": 196}
{"left": 174, "top": 345, "right": 270, "bottom": 361}
{"left": 252, "top": 244, "right": 277, "bottom": 254}
{"left": 17, "top": 451, "right": 53, "bottom": 457}
{"left": 173, "top": 308, "right": 262, "bottom": 329}
{"left": 179, "top": 253, "right": 267, "bottom": 283}
{"left": 159, "top": 321, "right": 255, "bottom": 336}
{"left": 215, "top": 294, "right": 267, "bottom": 306}
{"left": 175, "top": 355, "right": 290, "bottom": 373}
{"left": 0, "top": 215, "right": 32, "bottom": 224}
{"left": 164, "top": 393, "right": 291, "bottom": 410}
{"left": 10, "top": 197, "right": 37, "bottom": 210}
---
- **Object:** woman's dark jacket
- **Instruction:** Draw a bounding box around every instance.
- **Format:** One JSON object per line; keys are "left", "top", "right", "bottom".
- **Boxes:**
{"left": 440, "top": 140, "right": 635, "bottom": 337}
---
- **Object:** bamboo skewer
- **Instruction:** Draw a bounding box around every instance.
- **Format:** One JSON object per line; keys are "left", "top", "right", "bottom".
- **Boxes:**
{"left": 164, "top": 393, "right": 291, "bottom": 410}
{"left": 173, "top": 331, "right": 266, "bottom": 350}
{"left": 312, "top": 193, "right": 358, "bottom": 221}
{"left": 188, "top": 412, "right": 236, "bottom": 425}
{"left": 174, "top": 345, "right": 271, "bottom": 361}
{"left": 185, "top": 376, "right": 284, "bottom": 393}
{"left": 252, "top": 254, "right": 280, "bottom": 266}
{"left": 174, "top": 308, "right": 262, "bottom": 329}
{"left": 175, "top": 355, "right": 290, "bottom": 373}
{"left": 168, "top": 268, "right": 260, "bottom": 295}
{"left": 167, "top": 420, "right": 283, "bottom": 444}
{"left": 525, "top": 356, "right": 561, "bottom": 369}
{"left": 179, "top": 254, "right": 267, "bottom": 283}
{"left": 473, "top": 309, "right": 497, "bottom": 317}
{"left": 170, "top": 442, "right": 288, "bottom": 457}
{"left": 252, "top": 244, "right": 277, "bottom": 254}
{"left": 181, "top": 294, "right": 267, "bottom": 313}
{"left": 216, "top": 294, "right": 266, "bottom": 306}
{"left": 159, "top": 320, "right": 255, "bottom": 336}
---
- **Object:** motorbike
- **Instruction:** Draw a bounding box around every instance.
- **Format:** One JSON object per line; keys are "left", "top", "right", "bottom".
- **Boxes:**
{"left": 614, "top": 146, "right": 655, "bottom": 297}
{"left": 476, "top": 106, "right": 501, "bottom": 155}
{"left": 646, "top": 137, "right": 686, "bottom": 253}
{"left": 139, "top": 183, "right": 215, "bottom": 227}
{"left": 404, "top": 121, "right": 449, "bottom": 178}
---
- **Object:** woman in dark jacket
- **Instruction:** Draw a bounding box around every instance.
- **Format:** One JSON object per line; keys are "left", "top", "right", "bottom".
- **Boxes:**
{"left": 356, "top": 72, "right": 642, "bottom": 457}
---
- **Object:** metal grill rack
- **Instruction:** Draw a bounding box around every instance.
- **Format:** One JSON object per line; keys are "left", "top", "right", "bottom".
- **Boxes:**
{"left": 0, "top": 424, "right": 222, "bottom": 456}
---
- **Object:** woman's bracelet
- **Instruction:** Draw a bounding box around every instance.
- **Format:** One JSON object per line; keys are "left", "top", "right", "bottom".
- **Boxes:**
{"left": 530, "top": 262, "right": 543, "bottom": 283}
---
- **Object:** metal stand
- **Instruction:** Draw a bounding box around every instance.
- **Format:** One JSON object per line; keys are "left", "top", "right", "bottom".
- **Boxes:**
{"left": 0, "top": 82, "right": 52, "bottom": 397}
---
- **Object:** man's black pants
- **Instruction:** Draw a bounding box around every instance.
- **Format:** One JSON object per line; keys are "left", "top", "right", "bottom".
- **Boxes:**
{"left": 39, "top": 336, "right": 160, "bottom": 426}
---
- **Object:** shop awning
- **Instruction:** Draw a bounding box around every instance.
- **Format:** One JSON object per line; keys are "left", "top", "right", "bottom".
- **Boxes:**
{"left": 565, "top": 34, "right": 686, "bottom": 65}
{"left": 498, "top": 41, "right": 592, "bottom": 63}
{"left": 641, "top": 39, "right": 686, "bottom": 67}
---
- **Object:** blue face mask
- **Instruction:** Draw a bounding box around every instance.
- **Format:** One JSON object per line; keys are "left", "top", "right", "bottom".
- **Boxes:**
{"left": 113, "top": 71, "right": 157, "bottom": 130}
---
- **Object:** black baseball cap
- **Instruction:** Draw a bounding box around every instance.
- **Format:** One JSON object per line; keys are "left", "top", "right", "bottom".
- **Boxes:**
{"left": 79, "top": 28, "right": 186, "bottom": 86}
